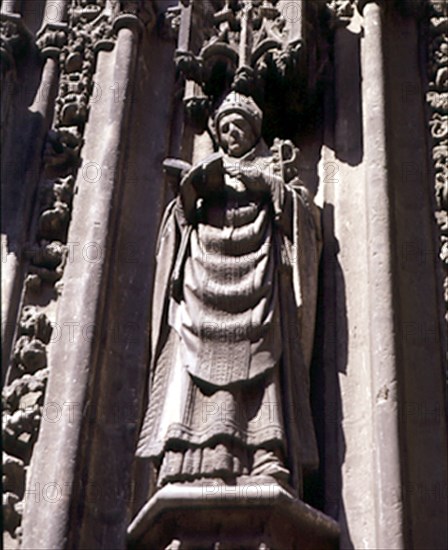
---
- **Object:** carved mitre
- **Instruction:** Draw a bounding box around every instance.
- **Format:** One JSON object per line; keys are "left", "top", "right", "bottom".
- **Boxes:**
{"left": 214, "top": 92, "right": 263, "bottom": 140}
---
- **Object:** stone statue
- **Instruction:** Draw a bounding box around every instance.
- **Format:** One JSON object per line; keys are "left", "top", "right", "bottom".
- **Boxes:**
{"left": 136, "top": 92, "right": 322, "bottom": 496}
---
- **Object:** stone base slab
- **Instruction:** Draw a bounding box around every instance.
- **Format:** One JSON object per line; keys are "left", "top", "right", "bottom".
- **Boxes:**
{"left": 127, "top": 480, "right": 340, "bottom": 549}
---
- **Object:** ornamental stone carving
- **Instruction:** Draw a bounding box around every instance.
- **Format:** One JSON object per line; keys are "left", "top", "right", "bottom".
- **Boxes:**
{"left": 36, "top": 22, "right": 68, "bottom": 59}
{"left": 173, "top": 0, "right": 329, "bottom": 132}
{"left": 426, "top": 0, "right": 448, "bottom": 320}
{"left": 0, "top": 12, "right": 32, "bottom": 73}
{"left": 1, "top": 1, "right": 150, "bottom": 546}
{"left": 327, "top": 0, "right": 355, "bottom": 26}
{"left": 2, "top": 303, "right": 51, "bottom": 546}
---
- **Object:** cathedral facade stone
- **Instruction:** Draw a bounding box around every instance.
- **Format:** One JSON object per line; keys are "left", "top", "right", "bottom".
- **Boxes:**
{"left": 2, "top": 1, "right": 447, "bottom": 549}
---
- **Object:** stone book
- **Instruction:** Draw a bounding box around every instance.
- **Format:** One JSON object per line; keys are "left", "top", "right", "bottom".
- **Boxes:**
{"left": 184, "top": 152, "right": 225, "bottom": 197}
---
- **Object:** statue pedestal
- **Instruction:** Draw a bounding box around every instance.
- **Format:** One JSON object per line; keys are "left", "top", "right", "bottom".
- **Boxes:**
{"left": 127, "top": 480, "right": 339, "bottom": 549}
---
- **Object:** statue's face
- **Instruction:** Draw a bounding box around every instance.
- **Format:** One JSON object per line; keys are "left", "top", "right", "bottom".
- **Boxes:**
{"left": 218, "top": 113, "right": 257, "bottom": 158}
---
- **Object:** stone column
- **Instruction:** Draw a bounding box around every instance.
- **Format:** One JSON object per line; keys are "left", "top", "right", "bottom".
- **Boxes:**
{"left": 331, "top": 2, "right": 361, "bottom": 160}
{"left": 1, "top": 0, "right": 66, "bottom": 379}
{"left": 1, "top": 1, "right": 22, "bottom": 14}
{"left": 33, "top": 0, "right": 67, "bottom": 117}
{"left": 321, "top": 4, "right": 376, "bottom": 548}
{"left": 21, "top": 14, "right": 142, "bottom": 550}
{"left": 358, "top": 1, "right": 404, "bottom": 547}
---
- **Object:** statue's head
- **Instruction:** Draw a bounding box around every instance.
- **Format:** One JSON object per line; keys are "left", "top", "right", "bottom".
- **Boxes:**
{"left": 215, "top": 92, "right": 262, "bottom": 157}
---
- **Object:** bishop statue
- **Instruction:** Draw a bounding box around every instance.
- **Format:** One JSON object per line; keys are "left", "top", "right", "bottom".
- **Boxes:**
{"left": 136, "top": 92, "right": 321, "bottom": 497}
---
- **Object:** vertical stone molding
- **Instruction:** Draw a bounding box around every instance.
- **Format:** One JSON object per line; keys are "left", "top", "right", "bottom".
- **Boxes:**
{"left": 2, "top": 4, "right": 67, "bottom": 547}
{"left": 1, "top": 0, "right": 68, "bottom": 372}
{"left": 426, "top": 0, "right": 448, "bottom": 339}
{"left": 0, "top": 3, "right": 34, "bottom": 380}
{"left": 327, "top": 0, "right": 357, "bottom": 155}
{"left": 20, "top": 7, "right": 143, "bottom": 549}
{"left": 358, "top": 1, "right": 405, "bottom": 548}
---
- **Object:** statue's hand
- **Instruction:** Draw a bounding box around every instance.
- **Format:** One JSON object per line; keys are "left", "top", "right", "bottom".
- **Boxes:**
{"left": 163, "top": 158, "right": 192, "bottom": 195}
{"left": 224, "top": 159, "right": 275, "bottom": 193}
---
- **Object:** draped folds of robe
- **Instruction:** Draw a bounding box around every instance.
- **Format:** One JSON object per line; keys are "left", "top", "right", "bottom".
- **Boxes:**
{"left": 137, "top": 142, "right": 322, "bottom": 492}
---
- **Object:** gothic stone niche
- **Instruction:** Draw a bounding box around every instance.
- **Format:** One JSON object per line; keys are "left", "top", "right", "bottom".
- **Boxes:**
{"left": 128, "top": 88, "right": 339, "bottom": 547}
{"left": 172, "top": 0, "right": 329, "bottom": 140}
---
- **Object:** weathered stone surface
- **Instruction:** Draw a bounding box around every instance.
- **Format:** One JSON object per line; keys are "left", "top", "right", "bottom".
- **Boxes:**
{"left": 1, "top": 1, "right": 447, "bottom": 549}
{"left": 20, "top": 2, "right": 148, "bottom": 546}
{"left": 128, "top": 482, "right": 340, "bottom": 549}
{"left": 2, "top": 453, "right": 25, "bottom": 496}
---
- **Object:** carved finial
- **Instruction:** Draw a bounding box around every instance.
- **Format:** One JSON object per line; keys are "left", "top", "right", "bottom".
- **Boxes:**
{"left": 114, "top": 0, "right": 156, "bottom": 32}
{"left": 36, "top": 23, "right": 67, "bottom": 59}
{"left": 0, "top": 13, "right": 32, "bottom": 72}
{"left": 162, "top": 5, "right": 183, "bottom": 41}
{"left": 356, "top": 0, "right": 384, "bottom": 15}
{"left": 327, "top": 0, "right": 355, "bottom": 27}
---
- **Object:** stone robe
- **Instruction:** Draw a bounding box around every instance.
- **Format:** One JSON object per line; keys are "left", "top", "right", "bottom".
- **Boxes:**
{"left": 137, "top": 142, "right": 322, "bottom": 493}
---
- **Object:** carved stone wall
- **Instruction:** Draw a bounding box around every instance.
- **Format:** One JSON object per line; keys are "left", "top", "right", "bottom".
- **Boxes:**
{"left": 426, "top": 0, "right": 447, "bottom": 355}
{"left": 1, "top": 1, "right": 447, "bottom": 549}
{"left": 2, "top": 1, "right": 157, "bottom": 547}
